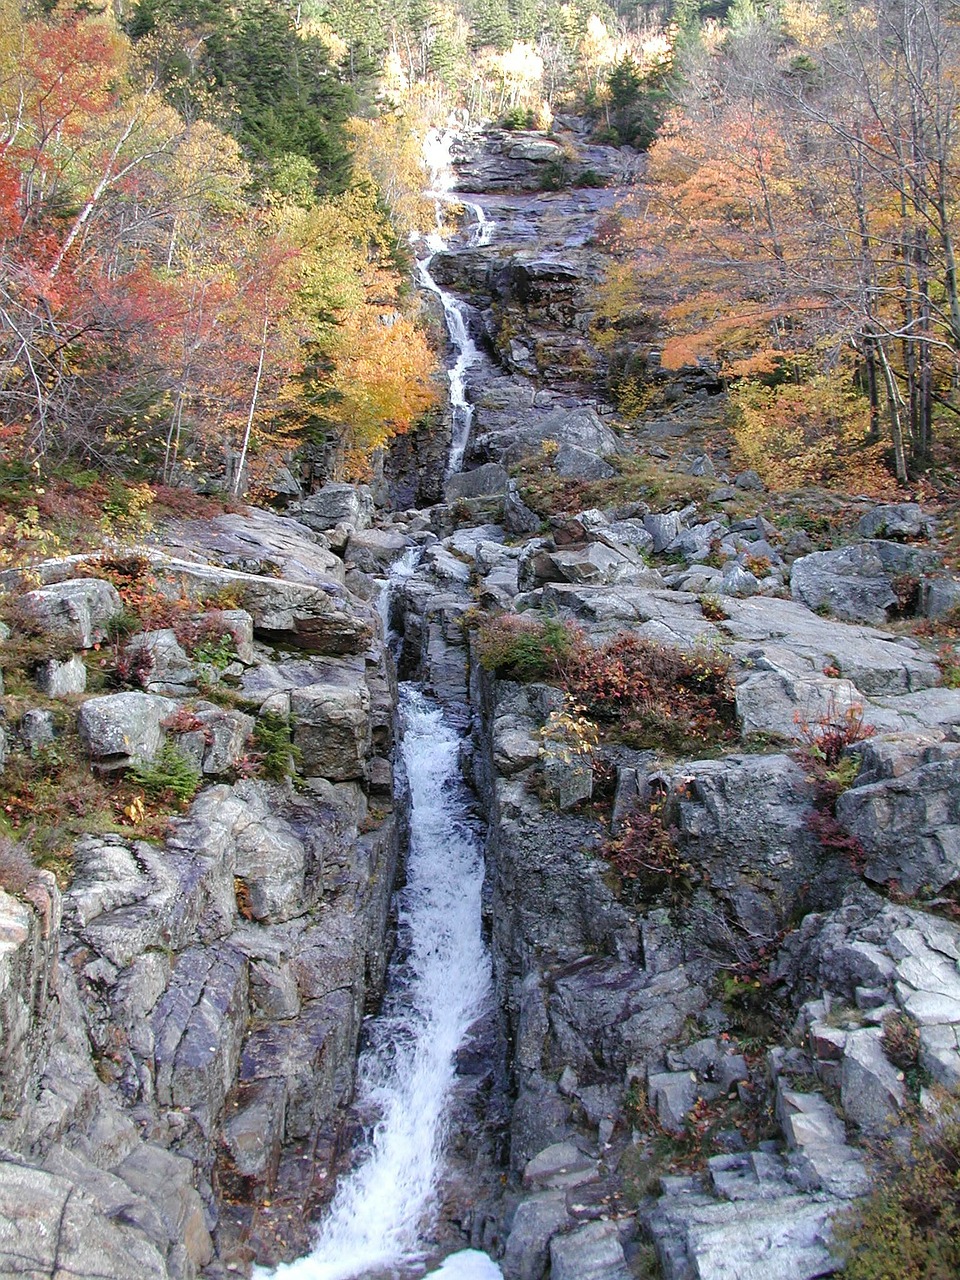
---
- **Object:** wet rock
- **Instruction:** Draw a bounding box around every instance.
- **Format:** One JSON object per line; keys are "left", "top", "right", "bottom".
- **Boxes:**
{"left": 17, "top": 577, "right": 123, "bottom": 649}
{"left": 77, "top": 692, "right": 178, "bottom": 768}
{"left": 0, "top": 1159, "right": 170, "bottom": 1279}
{"left": 151, "top": 944, "right": 248, "bottom": 1133}
{"left": 664, "top": 754, "right": 824, "bottom": 934}
{"left": 0, "top": 877, "right": 60, "bottom": 1124}
{"left": 115, "top": 1144, "right": 213, "bottom": 1270}
{"left": 549, "top": 1220, "right": 631, "bottom": 1280}
{"left": 645, "top": 1187, "right": 841, "bottom": 1280}
{"left": 523, "top": 1142, "right": 599, "bottom": 1192}
{"left": 35, "top": 653, "right": 87, "bottom": 696}
{"left": 502, "top": 1189, "right": 570, "bottom": 1280}
{"left": 344, "top": 528, "right": 412, "bottom": 573}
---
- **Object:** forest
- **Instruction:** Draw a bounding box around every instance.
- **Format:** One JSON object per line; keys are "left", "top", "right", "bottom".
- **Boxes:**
{"left": 0, "top": 0, "right": 958, "bottom": 547}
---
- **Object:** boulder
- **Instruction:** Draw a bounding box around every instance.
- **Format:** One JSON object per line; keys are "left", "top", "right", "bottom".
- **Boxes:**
{"left": 292, "top": 681, "right": 372, "bottom": 781}
{"left": 124, "top": 629, "right": 195, "bottom": 692}
{"left": 16, "top": 577, "right": 122, "bottom": 649}
{"left": 35, "top": 654, "right": 87, "bottom": 697}
{"left": 295, "top": 483, "right": 373, "bottom": 532}
{"left": 648, "top": 1070, "right": 698, "bottom": 1135}
{"left": 837, "top": 757, "right": 960, "bottom": 895}
{"left": 156, "top": 557, "right": 372, "bottom": 655}
{"left": 159, "top": 509, "right": 344, "bottom": 586}
{"left": 791, "top": 544, "right": 897, "bottom": 622}
{"left": 445, "top": 463, "right": 510, "bottom": 503}
{"left": 77, "top": 693, "right": 178, "bottom": 768}
{"left": 20, "top": 708, "right": 55, "bottom": 753}
{"left": 922, "top": 575, "right": 960, "bottom": 620}
{"left": 840, "top": 1027, "right": 904, "bottom": 1134}
{"left": 858, "top": 502, "right": 934, "bottom": 540}
{"left": 552, "top": 445, "right": 616, "bottom": 480}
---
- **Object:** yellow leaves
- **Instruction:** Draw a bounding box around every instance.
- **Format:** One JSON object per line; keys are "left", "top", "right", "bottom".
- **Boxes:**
{"left": 122, "top": 794, "right": 146, "bottom": 825}
{"left": 347, "top": 114, "right": 433, "bottom": 235}
{"left": 728, "top": 369, "right": 893, "bottom": 494}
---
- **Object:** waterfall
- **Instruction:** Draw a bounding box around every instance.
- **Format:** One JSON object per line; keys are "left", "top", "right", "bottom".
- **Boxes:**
{"left": 258, "top": 686, "right": 501, "bottom": 1280}
{"left": 417, "top": 129, "right": 493, "bottom": 476}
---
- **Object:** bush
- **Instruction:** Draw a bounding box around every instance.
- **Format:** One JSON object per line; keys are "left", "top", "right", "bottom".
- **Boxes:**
{"left": 475, "top": 613, "right": 579, "bottom": 682}
{"left": 565, "top": 633, "right": 736, "bottom": 754}
{"left": 838, "top": 1106, "right": 960, "bottom": 1279}
{"left": 0, "top": 835, "right": 38, "bottom": 895}
{"left": 129, "top": 743, "right": 201, "bottom": 805}
{"left": 603, "top": 800, "right": 691, "bottom": 902}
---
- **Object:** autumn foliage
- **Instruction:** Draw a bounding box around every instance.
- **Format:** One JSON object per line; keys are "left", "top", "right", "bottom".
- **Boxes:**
{"left": 0, "top": 1, "right": 437, "bottom": 493}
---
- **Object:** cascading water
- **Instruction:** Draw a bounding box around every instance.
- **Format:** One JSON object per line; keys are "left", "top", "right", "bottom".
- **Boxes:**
{"left": 259, "top": 687, "right": 500, "bottom": 1280}
{"left": 258, "top": 131, "right": 505, "bottom": 1280}
{"left": 417, "top": 129, "right": 493, "bottom": 476}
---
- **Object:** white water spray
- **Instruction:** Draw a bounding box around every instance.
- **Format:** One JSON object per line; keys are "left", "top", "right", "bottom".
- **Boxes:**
{"left": 259, "top": 687, "right": 498, "bottom": 1280}
{"left": 417, "top": 130, "right": 493, "bottom": 475}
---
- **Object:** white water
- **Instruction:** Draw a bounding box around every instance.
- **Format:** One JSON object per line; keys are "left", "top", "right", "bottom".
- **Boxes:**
{"left": 259, "top": 687, "right": 497, "bottom": 1280}
{"left": 417, "top": 129, "right": 493, "bottom": 476}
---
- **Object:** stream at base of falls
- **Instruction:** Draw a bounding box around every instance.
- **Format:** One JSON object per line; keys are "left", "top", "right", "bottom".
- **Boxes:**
{"left": 258, "top": 686, "right": 502, "bottom": 1280}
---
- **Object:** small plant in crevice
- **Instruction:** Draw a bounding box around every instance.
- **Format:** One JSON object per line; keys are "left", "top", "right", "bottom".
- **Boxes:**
{"left": 880, "top": 1010, "right": 930, "bottom": 1103}
{"left": 698, "top": 592, "right": 728, "bottom": 621}
{"left": 129, "top": 742, "right": 201, "bottom": 806}
{"left": 602, "top": 796, "right": 691, "bottom": 904}
{"left": 794, "top": 698, "right": 874, "bottom": 873}
{"left": 936, "top": 641, "right": 960, "bottom": 689}
{"left": 249, "top": 711, "right": 301, "bottom": 781}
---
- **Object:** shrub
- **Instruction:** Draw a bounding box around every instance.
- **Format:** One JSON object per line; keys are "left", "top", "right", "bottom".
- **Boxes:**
{"left": 603, "top": 800, "right": 691, "bottom": 902}
{"left": 475, "top": 613, "right": 579, "bottom": 682}
{"left": 699, "top": 593, "right": 728, "bottom": 621}
{"left": 795, "top": 698, "right": 875, "bottom": 872}
{"left": 565, "top": 633, "right": 736, "bottom": 754}
{"left": 837, "top": 1105, "right": 960, "bottom": 1279}
{"left": 937, "top": 643, "right": 960, "bottom": 689}
{"left": 0, "top": 835, "right": 38, "bottom": 895}
{"left": 129, "top": 743, "right": 201, "bottom": 805}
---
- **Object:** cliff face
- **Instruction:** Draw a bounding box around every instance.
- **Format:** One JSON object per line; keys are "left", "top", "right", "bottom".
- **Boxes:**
{"left": 0, "top": 509, "right": 402, "bottom": 1276}
{"left": 2, "top": 123, "right": 960, "bottom": 1280}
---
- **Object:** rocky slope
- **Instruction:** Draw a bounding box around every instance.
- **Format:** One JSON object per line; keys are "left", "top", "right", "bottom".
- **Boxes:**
{"left": 1, "top": 123, "right": 960, "bottom": 1280}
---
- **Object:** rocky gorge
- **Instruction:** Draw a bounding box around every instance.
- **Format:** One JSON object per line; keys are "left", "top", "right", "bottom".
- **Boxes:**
{"left": 2, "top": 121, "right": 960, "bottom": 1280}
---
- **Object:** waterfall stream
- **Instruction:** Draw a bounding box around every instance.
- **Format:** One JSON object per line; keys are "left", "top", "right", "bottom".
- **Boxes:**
{"left": 260, "top": 688, "right": 499, "bottom": 1280}
{"left": 258, "top": 134, "right": 504, "bottom": 1280}
{"left": 417, "top": 129, "right": 493, "bottom": 476}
